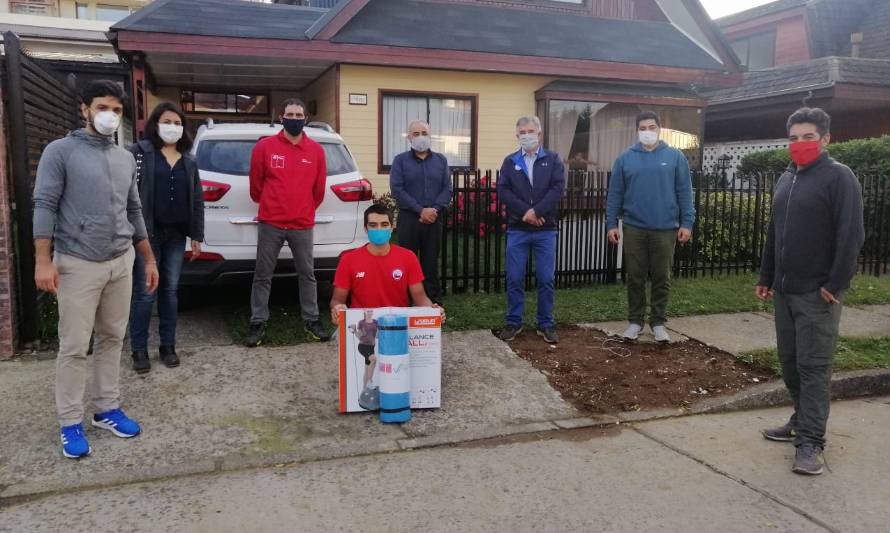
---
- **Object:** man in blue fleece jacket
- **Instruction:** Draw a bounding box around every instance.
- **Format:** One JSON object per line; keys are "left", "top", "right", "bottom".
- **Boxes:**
{"left": 606, "top": 111, "right": 695, "bottom": 342}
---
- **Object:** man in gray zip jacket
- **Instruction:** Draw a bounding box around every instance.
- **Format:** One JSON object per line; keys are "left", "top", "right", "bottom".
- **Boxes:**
{"left": 756, "top": 107, "right": 864, "bottom": 475}
{"left": 33, "top": 80, "right": 159, "bottom": 459}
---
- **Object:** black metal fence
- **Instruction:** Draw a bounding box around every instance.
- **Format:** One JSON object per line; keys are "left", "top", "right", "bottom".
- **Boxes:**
{"left": 440, "top": 169, "right": 889, "bottom": 295}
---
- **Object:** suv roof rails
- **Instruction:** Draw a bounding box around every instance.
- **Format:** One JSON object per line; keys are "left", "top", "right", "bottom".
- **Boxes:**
{"left": 205, "top": 118, "right": 214, "bottom": 129}
{"left": 307, "top": 121, "right": 335, "bottom": 133}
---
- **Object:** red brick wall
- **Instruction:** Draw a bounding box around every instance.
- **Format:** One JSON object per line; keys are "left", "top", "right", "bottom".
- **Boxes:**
{"left": 0, "top": 85, "right": 18, "bottom": 359}
{"left": 774, "top": 16, "right": 810, "bottom": 65}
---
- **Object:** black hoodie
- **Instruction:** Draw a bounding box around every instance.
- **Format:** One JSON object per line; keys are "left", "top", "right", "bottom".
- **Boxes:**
{"left": 758, "top": 152, "right": 864, "bottom": 295}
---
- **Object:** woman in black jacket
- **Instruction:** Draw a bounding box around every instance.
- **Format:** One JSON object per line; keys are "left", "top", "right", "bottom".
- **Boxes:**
{"left": 129, "top": 102, "right": 204, "bottom": 373}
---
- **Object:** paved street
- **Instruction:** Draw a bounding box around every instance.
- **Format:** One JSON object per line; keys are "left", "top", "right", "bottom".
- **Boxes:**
{"left": 3, "top": 397, "right": 889, "bottom": 533}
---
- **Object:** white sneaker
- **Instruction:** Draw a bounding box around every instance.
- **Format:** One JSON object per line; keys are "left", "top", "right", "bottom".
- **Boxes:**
{"left": 652, "top": 325, "right": 671, "bottom": 343}
{"left": 622, "top": 323, "right": 643, "bottom": 340}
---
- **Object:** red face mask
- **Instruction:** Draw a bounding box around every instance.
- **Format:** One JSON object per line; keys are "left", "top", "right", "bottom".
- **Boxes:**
{"left": 789, "top": 140, "right": 822, "bottom": 167}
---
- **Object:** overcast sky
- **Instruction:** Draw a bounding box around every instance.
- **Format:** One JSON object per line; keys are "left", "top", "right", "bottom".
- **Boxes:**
{"left": 698, "top": 0, "right": 778, "bottom": 20}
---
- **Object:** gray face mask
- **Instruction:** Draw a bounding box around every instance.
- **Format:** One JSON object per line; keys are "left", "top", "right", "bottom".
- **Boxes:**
{"left": 518, "top": 133, "right": 539, "bottom": 151}
{"left": 410, "top": 135, "right": 431, "bottom": 152}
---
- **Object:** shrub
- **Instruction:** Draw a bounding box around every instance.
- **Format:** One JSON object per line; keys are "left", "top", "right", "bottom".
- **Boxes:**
{"left": 677, "top": 191, "right": 772, "bottom": 265}
{"left": 739, "top": 135, "right": 890, "bottom": 175}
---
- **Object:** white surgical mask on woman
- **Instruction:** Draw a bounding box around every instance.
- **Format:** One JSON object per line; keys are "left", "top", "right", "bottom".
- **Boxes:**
{"left": 92, "top": 111, "right": 121, "bottom": 137}
{"left": 158, "top": 123, "right": 184, "bottom": 145}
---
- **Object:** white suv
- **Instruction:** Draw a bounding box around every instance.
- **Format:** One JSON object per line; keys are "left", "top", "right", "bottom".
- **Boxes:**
{"left": 180, "top": 122, "right": 372, "bottom": 285}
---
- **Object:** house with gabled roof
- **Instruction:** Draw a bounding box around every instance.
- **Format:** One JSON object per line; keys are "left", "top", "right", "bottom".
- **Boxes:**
{"left": 108, "top": 0, "right": 741, "bottom": 189}
{"left": 702, "top": 0, "right": 890, "bottom": 175}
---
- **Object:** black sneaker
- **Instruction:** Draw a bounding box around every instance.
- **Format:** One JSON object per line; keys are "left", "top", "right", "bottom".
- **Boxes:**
{"left": 496, "top": 325, "right": 523, "bottom": 342}
{"left": 762, "top": 423, "right": 796, "bottom": 442}
{"left": 304, "top": 320, "right": 331, "bottom": 341}
{"left": 537, "top": 327, "right": 559, "bottom": 344}
{"left": 131, "top": 351, "right": 151, "bottom": 374}
{"left": 792, "top": 443, "right": 825, "bottom": 475}
{"left": 245, "top": 322, "right": 267, "bottom": 347}
{"left": 159, "top": 345, "right": 180, "bottom": 368}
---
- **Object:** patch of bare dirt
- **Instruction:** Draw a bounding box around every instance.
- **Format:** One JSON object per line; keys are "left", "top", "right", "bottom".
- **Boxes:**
{"left": 508, "top": 326, "right": 775, "bottom": 414}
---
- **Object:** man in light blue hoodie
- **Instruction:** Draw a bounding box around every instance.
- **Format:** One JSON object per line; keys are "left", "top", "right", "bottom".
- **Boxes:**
{"left": 606, "top": 111, "right": 695, "bottom": 342}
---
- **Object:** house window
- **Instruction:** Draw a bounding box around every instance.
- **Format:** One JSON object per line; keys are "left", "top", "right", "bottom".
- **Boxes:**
{"left": 544, "top": 100, "right": 703, "bottom": 172}
{"left": 9, "top": 0, "right": 59, "bottom": 16}
{"left": 95, "top": 4, "right": 133, "bottom": 22}
{"left": 730, "top": 31, "right": 776, "bottom": 70}
{"left": 75, "top": 2, "right": 89, "bottom": 18}
{"left": 380, "top": 92, "right": 476, "bottom": 170}
{"left": 181, "top": 91, "right": 270, "bottom": 115}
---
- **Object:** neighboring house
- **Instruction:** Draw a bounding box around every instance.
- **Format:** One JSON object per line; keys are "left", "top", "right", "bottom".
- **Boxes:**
{"left": 0, "top": 0, "right": 152, "bottom": 144}
{"left": 702, "top": 0, "right": 890, "bottom": 176}
{"left": 108, "top": 0, "right": 741, "bottom": 190}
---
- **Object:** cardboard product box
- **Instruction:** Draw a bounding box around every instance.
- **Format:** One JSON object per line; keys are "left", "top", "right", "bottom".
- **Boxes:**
{"left": 337, "top": 307, "right": 442, "bottom": 413}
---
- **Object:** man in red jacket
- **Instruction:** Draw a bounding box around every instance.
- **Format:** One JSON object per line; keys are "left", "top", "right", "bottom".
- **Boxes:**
{"left": 246, "top": 98, "right": 328, "bottom": 346}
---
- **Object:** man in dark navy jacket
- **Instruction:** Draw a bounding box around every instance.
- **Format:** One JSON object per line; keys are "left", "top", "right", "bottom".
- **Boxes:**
{"left": 390, "top": 120, "right": 452, "bottom": 304}
{"left": 496, "top": 116, "right": 566, "bottom": 344}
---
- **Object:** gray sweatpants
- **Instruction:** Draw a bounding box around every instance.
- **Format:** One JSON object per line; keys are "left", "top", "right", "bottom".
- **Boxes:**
{"left": 55, "top": 248, "right": 134, "bottom": 427}
{"left": 250, "top": 222, "right": 318, "bottom": 324}
{"left": 774, "top": 289, "right": 844, "bottom": 448}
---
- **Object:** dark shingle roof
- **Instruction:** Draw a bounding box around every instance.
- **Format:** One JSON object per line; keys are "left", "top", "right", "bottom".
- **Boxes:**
{"left": 703, "top": 56, "right": 890, "bottom": 103}
{"left": 111, "top": 0, "right": 327, "bottom": 40}
{"left": 715, "top": 0, "right": 807, "bottom": 27}
{"left": 331, "top": 0, "right": 726, "bottom": 70}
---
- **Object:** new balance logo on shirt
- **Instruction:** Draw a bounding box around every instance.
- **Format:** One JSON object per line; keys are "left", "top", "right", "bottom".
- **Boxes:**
{"left": 355, "top": 272, "right": 365, "bottom": 278}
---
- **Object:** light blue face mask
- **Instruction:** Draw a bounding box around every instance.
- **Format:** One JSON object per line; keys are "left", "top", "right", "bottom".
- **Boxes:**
{"left": 367, "top": 228, "right": 392, "bottom": 245}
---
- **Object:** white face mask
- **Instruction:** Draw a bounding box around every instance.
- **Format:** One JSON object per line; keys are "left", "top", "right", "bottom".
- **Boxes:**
{"left": 158, "top": 123, "right": 184, "bottom": 145}
{"left": 409, "top": 134, "right": 430, "bottom": 152}
{"left": 92, "top": 110, "right": 121, "bottom": 137}
{"left": 638, "top": 130, "right": 659, "bottom": 146}
{"left": 518, "top": 133, "right": 539, "bottom": 152}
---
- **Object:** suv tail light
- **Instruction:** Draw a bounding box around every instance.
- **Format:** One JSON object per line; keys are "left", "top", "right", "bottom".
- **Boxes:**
{"left": 184, "top": 251, "right": 225, "bottom": 261}
{"left": 201, "top": 180, "right": 231, "bottom": 202}
{"left": 331, "top": 179, "right": 372, "bottom": 202}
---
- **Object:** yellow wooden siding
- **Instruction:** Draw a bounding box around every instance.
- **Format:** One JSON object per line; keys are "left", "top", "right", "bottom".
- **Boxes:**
{"left": 300, "top": 66, "right": 338, "bottom": 128}
{"left": 338, "top": 64, "right": 553, "bottom": 191}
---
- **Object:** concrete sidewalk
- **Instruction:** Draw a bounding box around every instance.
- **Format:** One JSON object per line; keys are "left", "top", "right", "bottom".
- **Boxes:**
{"left": 4, "top": 397, "right": 889, "bottom": 533}
{"left": 587, "top": 304, "right": 889, "bottom": 354}
{"left": 0, "top": 330, "right": 593, "bottom": 501}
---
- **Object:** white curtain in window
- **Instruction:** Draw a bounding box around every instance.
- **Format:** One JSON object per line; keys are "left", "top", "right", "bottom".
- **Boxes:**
{"left": 382, "top": 96, "right": 427, "bottom": 166}
{"left": 548, "top": 101, "right": 582, "bottom": 164}
{"left": 588, "top": 103, "right": 640, "bottom": 172}
{"left": 428, "top": 98, "right": 472, "bottom": 167}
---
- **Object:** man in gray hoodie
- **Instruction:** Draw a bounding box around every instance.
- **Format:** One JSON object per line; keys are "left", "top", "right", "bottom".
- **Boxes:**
{"left": 33, "top": 80, "right": 159, "bottom": 459}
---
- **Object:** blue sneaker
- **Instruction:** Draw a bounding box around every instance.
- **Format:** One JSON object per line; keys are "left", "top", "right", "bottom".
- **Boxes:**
{"left": 91, "top": 409, "right": 141, "bottom": 438}
{"left": 60, "top": 423, "right": 91, "bottom": 459}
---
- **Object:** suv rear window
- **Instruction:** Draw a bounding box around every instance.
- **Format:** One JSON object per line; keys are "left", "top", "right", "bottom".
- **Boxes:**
{"left": 196, "top": 139, "right": 357, "bottom": 176}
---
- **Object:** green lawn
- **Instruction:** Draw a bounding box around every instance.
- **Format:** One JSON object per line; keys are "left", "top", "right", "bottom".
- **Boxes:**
{"left": 741, "top": 337, "right": 890, "bottom": 374}
{"left": 34, "top": 272, "right": 890, "bottom": 349}
{"left": 443, "top": 273, "right": 890, "bottom": 331}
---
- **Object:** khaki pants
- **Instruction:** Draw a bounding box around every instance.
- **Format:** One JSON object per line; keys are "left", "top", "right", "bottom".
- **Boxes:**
{"left": 55, "top": 248, "right": 134, "bottom": 426}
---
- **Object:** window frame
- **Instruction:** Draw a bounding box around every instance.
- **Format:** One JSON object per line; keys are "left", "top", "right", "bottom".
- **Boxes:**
{"left": 377, "top": 89, "right": 478, "bottom": 174}
{"left": 729, "top": 30, "right": 776, "bottom": 70}
{"left": 180, "top": 90, "right": 271, "bottom": 116}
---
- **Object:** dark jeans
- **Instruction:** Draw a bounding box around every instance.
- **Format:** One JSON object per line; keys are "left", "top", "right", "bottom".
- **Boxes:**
{"left": 130, "top": 227, "right": 187, "bottom": 351}
{"left": 250, "top": 222, "right": 318, "bottom": 324}
{"left": 774, "top": 290, "right": 844, "bottom": 448}
{"left": 622, "top": 224, "right": 676, "bottom": 327}
{"left": 397, "top": 213, "right": 442, "bottom": 303}
{"left": 505, "top": 229, "right": 557, "bottom": 329}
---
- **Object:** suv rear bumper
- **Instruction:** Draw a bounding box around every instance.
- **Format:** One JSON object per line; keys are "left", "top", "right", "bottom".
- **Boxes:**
{"left": 180, "top": 257, "right": 340, "bottom": 286}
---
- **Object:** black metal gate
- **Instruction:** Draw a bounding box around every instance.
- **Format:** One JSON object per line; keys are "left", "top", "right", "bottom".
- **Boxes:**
{"left": 2, "top": 32, "right": 81, "bottom": 342}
